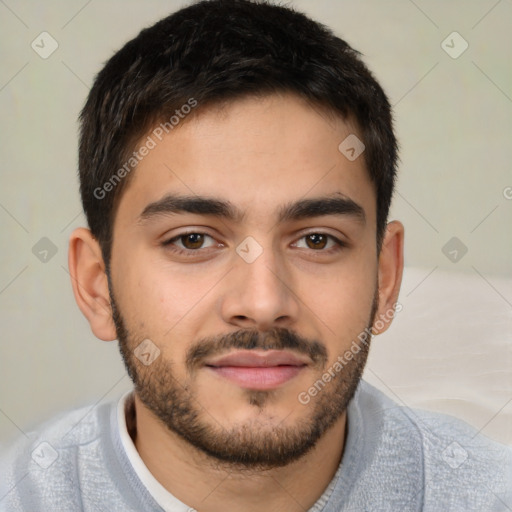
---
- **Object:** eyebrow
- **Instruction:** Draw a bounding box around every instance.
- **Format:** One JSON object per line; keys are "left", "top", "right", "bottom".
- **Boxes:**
{"left": 139, "top": 193, "right": 366, "bottom": 225}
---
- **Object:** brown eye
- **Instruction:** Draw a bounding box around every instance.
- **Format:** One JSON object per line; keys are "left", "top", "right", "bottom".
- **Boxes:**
{"left": 292, "top": 233, "right": 344, "bottom": 253}
{"left": 180, "top": 233, "right": 205, "bottom": 249}
{"left": 305, "top": 233, "right": 328, "bottom": 249}
{"left": 162, "top": 232, "right": 219, "bottom": 258}
{"left": 162, "top": 231, "right": 215, "bottom": 253}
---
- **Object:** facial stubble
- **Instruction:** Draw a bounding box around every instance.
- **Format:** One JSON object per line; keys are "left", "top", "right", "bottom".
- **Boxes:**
{"left": 109, "top": 281, "right": 378, "bottom": 471}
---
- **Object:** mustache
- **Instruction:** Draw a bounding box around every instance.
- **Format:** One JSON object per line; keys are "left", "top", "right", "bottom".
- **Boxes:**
{"left": 186, "top": 327, "right": 328, "bottom": 372}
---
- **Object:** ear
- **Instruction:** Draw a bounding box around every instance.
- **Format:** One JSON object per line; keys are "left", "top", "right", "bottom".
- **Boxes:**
{"left": 68, "top": 227, "right": 117, "bottom": 341}
{"left": 373, "top": 220, "right": 404, "bottom": 335}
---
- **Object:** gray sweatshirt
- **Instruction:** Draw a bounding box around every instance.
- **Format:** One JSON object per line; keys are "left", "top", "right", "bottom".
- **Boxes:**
{"left": 1, "top": 380, "right": 511, "bottom": 511}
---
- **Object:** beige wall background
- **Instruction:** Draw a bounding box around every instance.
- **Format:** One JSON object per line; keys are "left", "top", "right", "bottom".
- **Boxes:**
{"left": 1, "top": 0, "right": 511, "bottom": 447}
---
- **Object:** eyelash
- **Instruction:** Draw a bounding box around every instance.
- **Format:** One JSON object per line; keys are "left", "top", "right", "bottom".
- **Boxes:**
{"left": 162, "top": 231, "right": 347, "bottom": 257}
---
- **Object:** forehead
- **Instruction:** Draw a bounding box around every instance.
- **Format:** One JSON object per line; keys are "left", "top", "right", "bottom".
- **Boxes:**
{"left": 114, "top": 93, "right": 376, "bottom": 228}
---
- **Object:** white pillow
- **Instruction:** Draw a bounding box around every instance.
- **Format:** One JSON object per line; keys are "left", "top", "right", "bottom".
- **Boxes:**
{"left": 364, "top": 266, "right": 512, "bottom": 445}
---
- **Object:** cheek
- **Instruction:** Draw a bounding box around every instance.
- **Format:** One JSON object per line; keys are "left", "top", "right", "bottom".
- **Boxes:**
{"left": 313, "top": 281, "right": 374, "bottom": 340}
{"left": 137, "top": 276, "right": 202, "bottom": 332}
{"left": 113, "top": 253, "right": 220, "bottom": 343}
{"left": 297, "top": 252, "right": 377, "bottom": 353}
{"left": 303, "top": 249, "right": 375, "bottom": 306}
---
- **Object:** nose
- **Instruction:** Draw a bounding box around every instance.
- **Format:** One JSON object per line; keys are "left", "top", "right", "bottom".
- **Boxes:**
{"left": 220, "top": 244, "right": 300, "bottom": 331}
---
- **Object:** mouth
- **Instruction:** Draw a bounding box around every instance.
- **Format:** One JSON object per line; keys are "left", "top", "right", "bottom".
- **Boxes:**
{"left": 204, "top": 350, "right": 309, "bottom": 390}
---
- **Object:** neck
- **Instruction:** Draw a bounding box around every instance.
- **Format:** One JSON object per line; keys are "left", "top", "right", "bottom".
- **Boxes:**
{"left": 128, "top": 393, "right": 347, "bottom": 512}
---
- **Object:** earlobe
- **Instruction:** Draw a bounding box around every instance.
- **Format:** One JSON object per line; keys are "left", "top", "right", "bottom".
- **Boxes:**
{"left": 373, "top": 220, "right": 404, "bottom": 335}
{"left": 68, "top": 227, "right": 117, "bottom": 341}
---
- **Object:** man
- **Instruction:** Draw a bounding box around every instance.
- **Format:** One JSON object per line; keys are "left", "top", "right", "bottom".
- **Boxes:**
{"left": 1, "top": 0, "right": 511, "bottom": 510}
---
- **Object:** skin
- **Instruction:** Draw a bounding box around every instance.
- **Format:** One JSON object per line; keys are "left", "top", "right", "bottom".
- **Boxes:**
{"left": 69, "top": 93, "right": 404, "bottom": 512}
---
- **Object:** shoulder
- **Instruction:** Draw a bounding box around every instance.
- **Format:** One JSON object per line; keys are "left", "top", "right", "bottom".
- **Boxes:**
{"left": 0, "top": 399, "right": 114, "bottom": 511}
{"left": 354, "top": 381, "right": 512, "bottom": 510}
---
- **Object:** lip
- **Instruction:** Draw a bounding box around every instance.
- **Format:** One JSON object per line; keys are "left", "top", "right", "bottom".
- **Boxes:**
{"left": 204, "top": 350, "right": 309, "bottom": 390}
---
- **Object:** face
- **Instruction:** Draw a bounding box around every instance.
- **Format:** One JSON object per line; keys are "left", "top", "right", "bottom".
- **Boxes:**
{"left": 108, "top": 93, "right": 380, "bottom": 469}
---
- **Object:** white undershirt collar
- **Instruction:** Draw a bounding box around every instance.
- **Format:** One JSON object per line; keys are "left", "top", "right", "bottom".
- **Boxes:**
{"left": 117, "top": 391, "right": 192, "bottom": 512}
{"left": 116, "top": 390, "right": 341, "bottom": 511}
